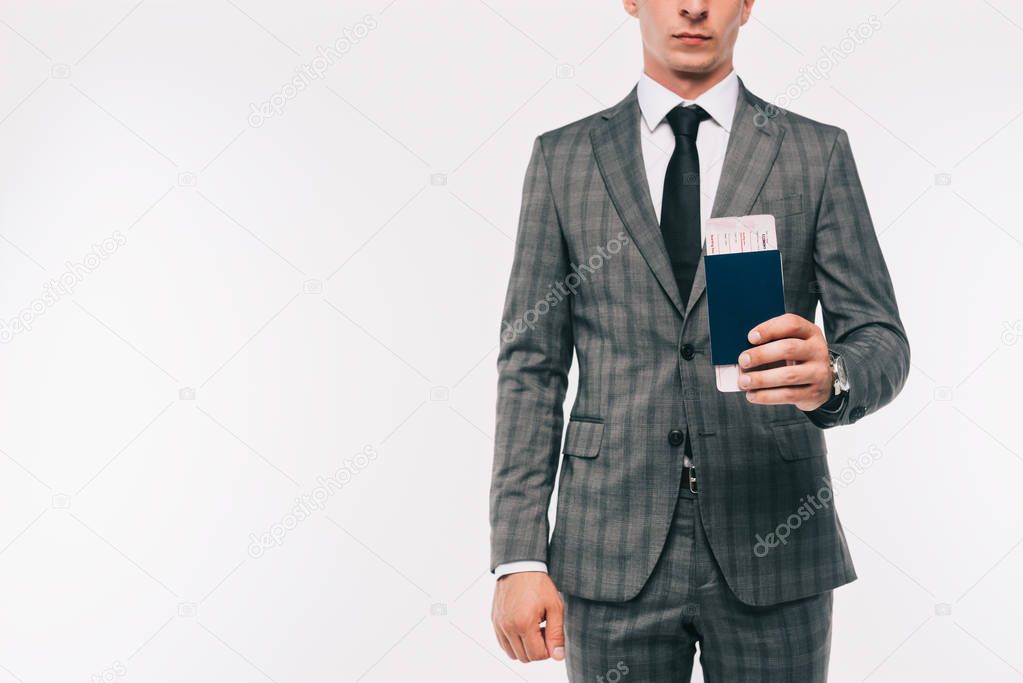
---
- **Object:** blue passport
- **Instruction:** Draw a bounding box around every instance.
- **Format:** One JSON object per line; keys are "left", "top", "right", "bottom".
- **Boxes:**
{"left": 703, "top": 250, "right": 786, "bottom": 366}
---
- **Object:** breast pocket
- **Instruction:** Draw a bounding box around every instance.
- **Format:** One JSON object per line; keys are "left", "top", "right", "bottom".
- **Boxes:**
{"left": 761, "top": 193, "right": 804, "bottom": 219}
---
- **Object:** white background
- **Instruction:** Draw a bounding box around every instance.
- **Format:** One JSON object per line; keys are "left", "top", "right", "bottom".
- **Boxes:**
{"left": 0, "top": 1, "right": 1020, "bottom": 681}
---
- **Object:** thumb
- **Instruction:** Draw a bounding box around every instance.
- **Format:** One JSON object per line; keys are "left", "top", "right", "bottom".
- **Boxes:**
{"left": 544, "top": 599, "right": 565, "bottom": 661}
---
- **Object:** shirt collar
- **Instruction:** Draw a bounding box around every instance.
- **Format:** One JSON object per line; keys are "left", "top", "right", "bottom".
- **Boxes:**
{"left": 637, "top": 69, "right": 740, "bottom": 134}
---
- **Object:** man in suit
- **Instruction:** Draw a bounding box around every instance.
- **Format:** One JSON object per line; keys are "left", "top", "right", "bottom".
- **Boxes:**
{"left": 489, "top": 0, "right": 909, "bottom": 680}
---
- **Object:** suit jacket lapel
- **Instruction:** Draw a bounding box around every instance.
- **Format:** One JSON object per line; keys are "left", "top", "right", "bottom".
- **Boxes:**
{"left": 684, "top": 77, "right": 786, "bottom": 318}
{"left": 590, "top": 85, "right": 687, "bottom": 316}
{"left": 590, "top": 77, "right": 785, "bottom": 320}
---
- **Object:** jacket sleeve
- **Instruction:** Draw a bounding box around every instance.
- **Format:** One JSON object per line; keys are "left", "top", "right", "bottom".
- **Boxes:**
{"left": 489, "top": 135, "right": 574, "bottom": 570}
{"left": 803, "top": 128, "right": 911, "bottom": 428}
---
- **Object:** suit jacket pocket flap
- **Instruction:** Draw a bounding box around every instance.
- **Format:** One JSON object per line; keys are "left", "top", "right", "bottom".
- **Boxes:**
{"left": 761, "top": 193, "right": 804, "bottom": 218}
{"left": 771, "top": 420, "right": 828, "bottom": 461}
{"left": 563, "top": 419, "right": 605, "bottom": 458}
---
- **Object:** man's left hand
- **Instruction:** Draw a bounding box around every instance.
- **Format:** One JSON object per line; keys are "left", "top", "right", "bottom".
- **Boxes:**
{"left": 738, "top": 313, "right": 833, "bottom": 411}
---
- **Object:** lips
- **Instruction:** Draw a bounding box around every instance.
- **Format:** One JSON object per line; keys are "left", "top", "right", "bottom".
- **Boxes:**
{"left": 673, "top": 32, "right": 711, "bottom": 46}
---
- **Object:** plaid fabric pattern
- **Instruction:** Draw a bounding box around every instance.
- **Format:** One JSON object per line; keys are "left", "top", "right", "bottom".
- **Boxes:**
{"left": 563, "top": 483, "right": 833, "bottom": 681}
{"left": 489, "top": 76, "right": 910, "bottom": 606}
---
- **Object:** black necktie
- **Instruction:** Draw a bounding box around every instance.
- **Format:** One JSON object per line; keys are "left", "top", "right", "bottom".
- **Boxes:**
{"left": 660, "top": 104, "right": 710, "bottom": 308}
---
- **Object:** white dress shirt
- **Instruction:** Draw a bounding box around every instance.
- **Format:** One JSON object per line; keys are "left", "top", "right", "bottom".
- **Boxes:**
{"left": 495, "top": 69, "right": 741, "bottom": 580}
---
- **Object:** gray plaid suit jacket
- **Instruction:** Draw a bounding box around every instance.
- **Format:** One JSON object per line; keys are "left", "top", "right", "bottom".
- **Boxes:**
{"left": 490, "top": 76, "right": 909, "bottom": 606}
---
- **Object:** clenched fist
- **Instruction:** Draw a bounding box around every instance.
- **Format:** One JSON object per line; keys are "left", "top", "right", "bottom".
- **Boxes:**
{"left": 491, "top": 572, "right": 565, "bottom": 663}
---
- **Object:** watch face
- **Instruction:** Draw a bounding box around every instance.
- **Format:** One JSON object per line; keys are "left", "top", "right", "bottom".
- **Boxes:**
{"left": 834, "top": 355, "right": 850, "bottom": 391}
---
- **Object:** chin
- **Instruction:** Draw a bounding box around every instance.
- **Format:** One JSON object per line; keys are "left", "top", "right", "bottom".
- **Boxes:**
{"left": 665, "top": 54, "right": 717, "bottom": 75}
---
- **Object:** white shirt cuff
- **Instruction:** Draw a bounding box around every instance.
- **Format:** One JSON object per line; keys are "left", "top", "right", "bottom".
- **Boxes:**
{"left": 494, "top": 561, "right": 548, "bottom": 579}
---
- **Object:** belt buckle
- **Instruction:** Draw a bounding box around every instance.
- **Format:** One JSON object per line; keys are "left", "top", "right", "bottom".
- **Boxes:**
{"left": 688, "top": 466, "right": 698, "bottom": 495}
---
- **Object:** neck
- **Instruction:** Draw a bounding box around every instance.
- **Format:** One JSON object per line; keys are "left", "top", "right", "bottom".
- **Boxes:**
{"left": 642, "top": 57, "right": 733, "bottom": 101}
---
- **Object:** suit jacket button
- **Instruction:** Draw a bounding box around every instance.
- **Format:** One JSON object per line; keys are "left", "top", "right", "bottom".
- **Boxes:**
{"left": 681, "top": 344, "right": 695, "bottom": 360}
{"left": 668, "top": 429, "right": 685, "bottom": 447}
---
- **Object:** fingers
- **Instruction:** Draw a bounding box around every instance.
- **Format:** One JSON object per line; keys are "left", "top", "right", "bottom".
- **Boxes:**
{"left": 521, "top": 626, "right": 549, "bottom": 661}
{"left": 544, "top": 599, "right": 566, "bottom": 661}
{"left": 748, "top": 313, "right": 816, "bottom": 345}
{"left": 495, "top": 615, "right": 543, "bottom": 662}
{"left": 496, "top": 616, "right": 530, "bottom": 662}
{"left": 494, "top": 625, "right": 516, "bottom": 660}
{"left": 508, "top": 632, "right": 529, "bottom": 663}
{"left": 740, "top": 337, "right": 816, "bottom": 369}
{"left": 744, "top": 384, "right": 812, "bottom": 405}
{"left": 497, "top": 617, "right": 549, "bottom": 663}
{"left": 739, "top": 361, "right": 815, "bottom": 391}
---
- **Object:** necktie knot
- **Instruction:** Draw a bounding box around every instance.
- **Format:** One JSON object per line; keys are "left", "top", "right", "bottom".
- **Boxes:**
{"left": 665, "top": 103, "right": 710, "bottom": 139}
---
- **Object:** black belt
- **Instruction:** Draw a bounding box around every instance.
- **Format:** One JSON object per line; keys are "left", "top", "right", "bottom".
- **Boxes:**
{"left": 684, "top": 465, "right": 698, "bottom": 494}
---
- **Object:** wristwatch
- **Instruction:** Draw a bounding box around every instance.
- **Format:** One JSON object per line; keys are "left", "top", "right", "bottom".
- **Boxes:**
{"left": 828, "top": 350, "right": 850, "bottom": 398}
{"left": 809, "top": 350, "right": 849, "bottom": 416}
